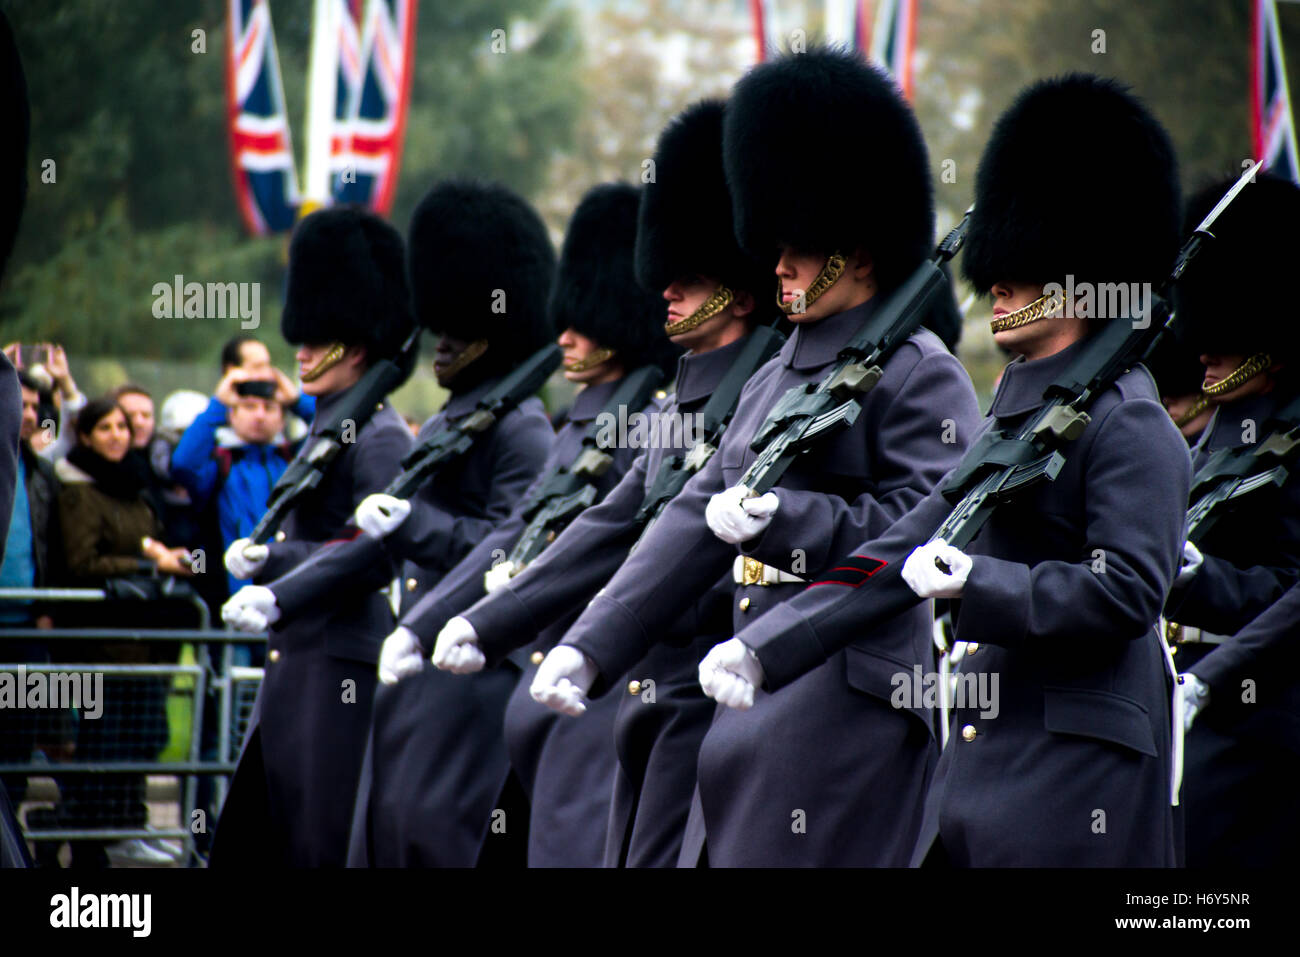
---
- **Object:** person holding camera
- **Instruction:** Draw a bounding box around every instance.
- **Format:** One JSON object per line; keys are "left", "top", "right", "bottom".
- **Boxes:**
{"left": 170, "top": 358, "right": 303, "bottom": 602}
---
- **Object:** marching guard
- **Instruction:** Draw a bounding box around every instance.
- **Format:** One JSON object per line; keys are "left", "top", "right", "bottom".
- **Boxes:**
{"left": 434, "top": 99, "right": 780, "bottom": 866}
{"left": 388, "top": 182, "right": 678, "bottom": 866}
{"left": 707, "top": 74, "right": 1190, "bottom": 867}
{"left": 527, "top": 47, "right": 982, "bottom": 866}
{"left": 212, "top": 207, "right": 416, "bottom": 866}
{"left": 1165, "top": 173, "right": 1300, "bottom": 867}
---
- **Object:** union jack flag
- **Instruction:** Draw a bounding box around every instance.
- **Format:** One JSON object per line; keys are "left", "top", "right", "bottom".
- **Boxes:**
{"left": 331, "top": 0, "right": 417, "bottom": 214}
{"left": 226, "top": 0, "right": 300, "bottom": 235}
{"left": 1252, "top": 0, "right": 1300, "bottom": 182}
{"left": 225, "top": 0, "right": 416, "bottom": 236}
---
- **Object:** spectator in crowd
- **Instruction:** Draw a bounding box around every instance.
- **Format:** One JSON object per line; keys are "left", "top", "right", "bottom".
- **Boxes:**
{"left": 220, "top": 334, "right": 314, "bottom": 432}
{"left": 172, "top": 364, "right": 302, "bottom": 650}
{"left": 111, "top": 384, "right": 154, "bottom": 451}
{"left": 52, "top": 396, "right": 195, "bottom": 866}
{"left": 2, "top": 343, "right": 86, "bottom": 461}
{"left": 0, "top": 370, "right": 64, "bottom": 818}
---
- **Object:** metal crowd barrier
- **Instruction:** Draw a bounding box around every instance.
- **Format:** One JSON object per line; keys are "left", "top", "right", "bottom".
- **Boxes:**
{"left": 0, "top": 586, "right": 267, "bottom": 866}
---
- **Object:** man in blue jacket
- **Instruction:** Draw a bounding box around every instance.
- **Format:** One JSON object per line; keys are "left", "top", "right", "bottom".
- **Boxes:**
{"left": 171, "top": 366, "right": 303, "bottom": 600}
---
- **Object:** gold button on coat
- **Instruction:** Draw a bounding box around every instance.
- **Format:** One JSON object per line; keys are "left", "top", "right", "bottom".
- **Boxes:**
{"left": 268, "top": 649, "right": 281, "bottom": 663}
{"left": 961, "top": 724, "right": 976, "bottom": 742}
{"left": 628, "top": 680, "right": 641, "bottom": 695}
{"left": 965, "top": 642, "right": 979, "bottom": 655}
{"left": 530, "top": 650, "right": 545, "bottom": 665}
{"left": 274, "top": 531, "right": 286, "bottom": 542}
{"left": 739, "top": 597, "right": 751, "bottom": 612}
{"left": 405, "top": 578, "right": 418, "bottom": 592}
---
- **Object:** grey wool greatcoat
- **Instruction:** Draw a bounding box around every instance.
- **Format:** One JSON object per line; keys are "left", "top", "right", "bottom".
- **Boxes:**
{"left": 210, "top": 386, "right": 411, "bottom": 867}
{"left": 255, "top": 375, "right": 554, "bottom": 867}
{"left": 398, "top": 375, "right": 654, "bottom": 867}
{"left": 558, "top": 301, "right": 982, "bottom": 866}
{"left": 1164, "top": 389, "right": 1300, "bottom": 867}
{"left": 736, "top": 340, "right": 1191, "bottom": 867}
{"left": 462, "top": 338, "right": 751, "bottom": 867}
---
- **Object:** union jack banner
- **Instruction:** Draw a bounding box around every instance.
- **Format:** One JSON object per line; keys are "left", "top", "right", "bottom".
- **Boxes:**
{"left": 749, "top": 0, "right": 778, "bottom": 63}
{"left": 866, "top": 0, "right": 917, "bottom": 100}
{"left": 226, "top": 0, "right": 301, "bottom": 235}
{"left": 330, "top": 0, "right": 418, "bottom": 213}
{"left": 1252, "top": 0, "right": 1300, "bottom": 182}
{"left": 225, "top": 0, "right": 417, "bottom": 236}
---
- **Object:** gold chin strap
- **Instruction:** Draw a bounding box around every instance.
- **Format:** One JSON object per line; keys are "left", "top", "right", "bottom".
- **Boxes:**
{"left": 988, "top": 288, "right": 1069, "bottom": 333}
{"left": 1173, "top": 392, "right": 1213, "bottom": 429}
{"left": 665, "top": 285, "right": 735, "bottom": 335}
{"left": 777, "top": 252, "right": 847, "bottom": 315}
{"left": 1202, "top": 352, "right": 1272, "bottom": 397}
{"left": 300, "top": 342, "right": 347, "bottom": 383}
{"left": 565, "top": 346, "right": 616, "bottom": 373}
{"left": 437, "top": 339, "right": 490, "bottom": 382}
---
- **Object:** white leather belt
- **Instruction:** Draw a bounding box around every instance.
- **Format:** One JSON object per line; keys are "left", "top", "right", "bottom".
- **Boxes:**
{"left": 1166, "top": 622, "right": 1229, "bottom": 645}
{"left": 733, "top": 556, "right": 805, "bottom": 586}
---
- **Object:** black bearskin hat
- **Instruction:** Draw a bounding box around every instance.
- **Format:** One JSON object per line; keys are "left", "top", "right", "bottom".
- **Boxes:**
{"left": 962, "top": 73, "right": 1181, "bottom": 299}
{"left": 1, "top": 10, "right": 30, "bottom": 280}
{"left": 280, "top": 205, "right": 415, "bottom": 366}
{"left": 723, "top": 45, "right": 933, "bottom": 293}
{"left": 552, "top": 183, "right": 680, "bottom": 377}
{"left": 1175, "top": 172, "right": 1300, "bottom": 361}
{"left": 408, "top": 179, "right": 556, "bottom": 377}
{"left": 636, "top": 99, "right": 770, "bottom": 303}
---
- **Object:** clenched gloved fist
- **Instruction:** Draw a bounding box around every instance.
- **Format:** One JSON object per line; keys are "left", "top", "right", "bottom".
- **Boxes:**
{"left": 705, "top": 486, "right": 779, "bottom": 544}
{"left": 222, "top": 585, "right": 281, "bottom": 632}
{"left": 530, "top": 645, "right": 599, "bottom": 717}
{"left": 378, "top": 626, "right": 425, "bottom": 685}
{"left": 1181, "top": 673, "right": 1211, "bottom": 730}
{"left": 225, "top": 537, "right": 268, "bottom": 580}
{"left": 1175, "top": 541, "right": 1204, "bottom": 587}
{"left": 902, "top": 539, "right": 972, "bottom": 600}
{"left": 432, "top": 616, "right": 486, "bottom": 674}
{"left": 698, "top": 638, "right": 765, "bottom": 710}
{"left": 355, "top": 494, "right": 411, "bottom": 538}
{"left": 483, "top": 560, "right": 515, "bottom": 595}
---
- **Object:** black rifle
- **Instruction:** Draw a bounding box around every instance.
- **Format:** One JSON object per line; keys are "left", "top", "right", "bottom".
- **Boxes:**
{"left": 381, "top": 344, "right": 562, "bottom": 500}
{"left": 503, "top": 364, "right": 665, "bottom": 576}
{"left": 248, "top": 328, "right": 421, "bottom": 545}
{"left": 631, "top": 324, "right": 786, "bottom": 546}
{"left": 751, "top": 161, "right": 1262, "bottom": 686}
{"left": 1184, "top": 390, "right": 1300, "bottom": 544}
{"left": 736, "top": 210, "right": 971, "bottom": 496}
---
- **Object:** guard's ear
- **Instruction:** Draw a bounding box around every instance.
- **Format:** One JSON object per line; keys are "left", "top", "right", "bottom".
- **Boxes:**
{"left": 851, "top": 248, "right": 875, "bottom": 280}
{"left": 732, "top": 289, "right": 755, "bottom": 319}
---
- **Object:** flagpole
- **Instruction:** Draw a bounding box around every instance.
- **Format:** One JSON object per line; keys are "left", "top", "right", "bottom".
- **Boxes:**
{"left": 302, "top": 0, "right": 340, "bottom": 216}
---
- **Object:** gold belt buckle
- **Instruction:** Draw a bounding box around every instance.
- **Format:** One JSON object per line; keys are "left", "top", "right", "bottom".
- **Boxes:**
{"left": 1165, "top": 620, "right": 1182, "bottom": 646}
{"left": 741, "top": 556, "right": 768, "bottom": 587}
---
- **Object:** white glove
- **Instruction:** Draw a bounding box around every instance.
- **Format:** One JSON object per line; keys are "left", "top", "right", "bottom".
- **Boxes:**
{"left": 699, "top": 638, "right": 765, "bottom": 710}
{"left": 432, "top": 616, "right": 486, "bottom": 674}
{"left": 705, "top": 486, "right": 780, "bottom": 545}
{"left": 483, "top": 560, "right": 515, "bottom": 595}
{"left": 221, "top": 585, "right": 281, "bottom": 632}
{"left": 1175, "top": 540, "right": 1204, "bottom": 586}
{"left": 1181, "top": 673, "right": 1211, "bottom": 731}
{"left": 902, "top": 539, "right": 973, "bottom": 600}
{"left": 225, "top": 537, "right": 269, "bottom": 580}
{"left": 378, "top": 626, "right": 425, "bottom": 685}
{"left": 355, "top": 494, "right": 411, "bottom": 538}
{"left": 529, "top": 645, "right": 599, "bottom": 717}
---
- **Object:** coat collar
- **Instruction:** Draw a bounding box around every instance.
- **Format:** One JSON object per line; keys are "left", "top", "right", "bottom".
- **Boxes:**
{"left": 54, "top": 457, "right": 94, "bottom": 484}
{"left": 674, "top": 334, "right": 753, "bottom": 407}
{"left": 777, "top": 298, "right": 878, "bottom": 373}
{"left": 989, "top": 335, "right": 1094, "bottom": 419}
{"left": 1200, "top": 389, "right": 1287, "bottom": 452}
{"left": 569, "top": 377, "right": 623, "bottom": 425}
{"left": 441, "top": 374, "right": 500, "bottom": 421}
